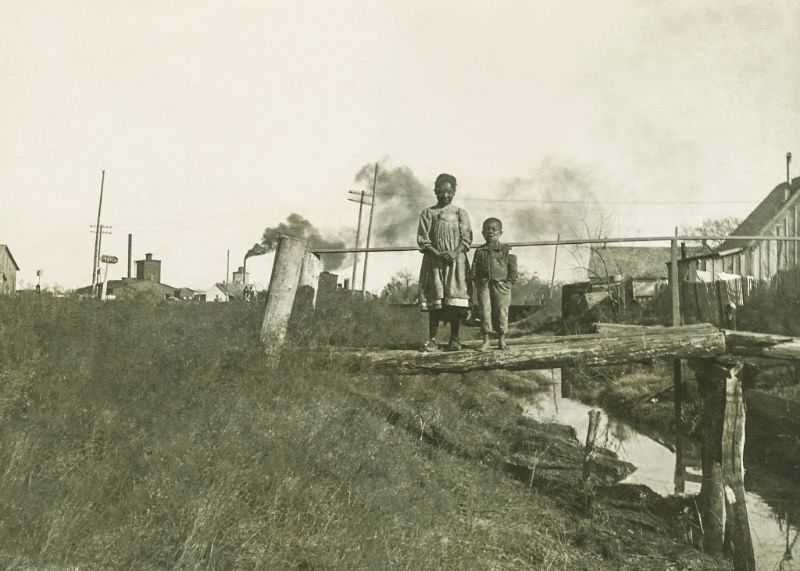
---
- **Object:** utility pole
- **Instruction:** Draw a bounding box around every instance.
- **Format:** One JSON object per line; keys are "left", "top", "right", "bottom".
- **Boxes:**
{"left": 89, "top": 223, "right": 112, "bottom": 297}
{"left": 347, "top": 190, "right": 372, "bottom": 290}
{"left": 550, "top": 233, "right": 560, "bottom": 298}
{"left": 226, "top": 249, "right": 230, "bottom": 301}
{"left": 91, "top": 170, "right": 105, "bottom": 288}
{"left": 361, "top": 162, "right": 379, "bottom": 295}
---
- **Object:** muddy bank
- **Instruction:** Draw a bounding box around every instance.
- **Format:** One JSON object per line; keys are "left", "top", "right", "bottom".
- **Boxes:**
{"left": 335, "top": 362, "right": 730, "bottom": 570}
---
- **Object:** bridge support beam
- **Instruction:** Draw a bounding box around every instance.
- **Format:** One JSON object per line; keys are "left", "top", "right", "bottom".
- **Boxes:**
{"left": 690, "top": 357, "right": 754, "bottom": 570}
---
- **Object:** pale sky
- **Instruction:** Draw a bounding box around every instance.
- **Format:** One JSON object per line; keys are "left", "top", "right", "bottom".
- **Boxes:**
{"left": 2, "top": 0, "right": 799, "bottom": 291}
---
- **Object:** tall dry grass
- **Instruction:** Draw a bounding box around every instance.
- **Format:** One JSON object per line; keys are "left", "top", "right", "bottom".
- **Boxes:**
{"left": 0, "top": 296, "right": 578, "bottom": 570}
{"left": 0, "top": 295, "right": 725, "bottom": 570}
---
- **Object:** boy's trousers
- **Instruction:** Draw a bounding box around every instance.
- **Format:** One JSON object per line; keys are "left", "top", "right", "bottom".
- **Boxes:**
{"left": 475, "top": 280, "right": 511, "bottom": 334}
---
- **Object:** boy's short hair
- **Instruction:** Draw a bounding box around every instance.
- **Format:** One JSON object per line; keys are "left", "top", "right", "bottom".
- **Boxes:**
{"left": 482, "top": 217, "right": 503, "bottom": 229}
{"left": 434, "top": 173, "right": 457, "bottom": 191}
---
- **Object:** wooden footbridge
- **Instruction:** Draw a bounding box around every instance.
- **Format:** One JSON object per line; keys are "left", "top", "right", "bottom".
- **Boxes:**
{"left": 258, "top": 235, "right": 800, "bottom": 571}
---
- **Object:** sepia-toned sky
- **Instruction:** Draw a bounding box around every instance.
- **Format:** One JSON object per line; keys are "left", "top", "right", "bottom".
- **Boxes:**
{"left": 2, "top": 0, "right": 799, "bottom": 291}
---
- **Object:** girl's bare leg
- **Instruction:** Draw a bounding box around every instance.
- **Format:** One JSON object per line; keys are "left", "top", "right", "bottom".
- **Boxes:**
{"left": 447, "top": 307, "right": 466, "bottom": 351}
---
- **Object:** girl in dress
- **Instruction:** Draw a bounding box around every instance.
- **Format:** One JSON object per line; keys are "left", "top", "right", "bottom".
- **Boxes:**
{"left": 417, "top": 173, "right": 473, "bottom": 351}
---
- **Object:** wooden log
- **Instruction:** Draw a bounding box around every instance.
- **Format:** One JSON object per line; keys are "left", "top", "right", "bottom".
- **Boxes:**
{"left": 360, "top": 327, "right": 727, "bottom": 374}
{"left": 723, "top": 329, "right": 794, "bottom": 348}
{"left": 593, "top": 322, "right": 718, "bottom": 336}
{"left": 729, "top": 339, "right": 800, "bottom": 360}
{"left": 260, "top": 236, "right": 307, "bottom": 361}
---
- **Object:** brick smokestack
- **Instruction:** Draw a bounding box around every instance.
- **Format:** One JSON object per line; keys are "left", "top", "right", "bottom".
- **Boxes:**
{"left": 127, "top": 233, "right": 132, "bottom": 278}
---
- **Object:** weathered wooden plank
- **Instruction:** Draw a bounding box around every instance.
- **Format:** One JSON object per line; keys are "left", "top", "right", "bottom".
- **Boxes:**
{"left": 358, "top": 329, "right": 727, "bottom": 374}
{"left": 756, "top": 340, "right": 800, "bottom": 360}
{"left": 723, "top": 330, "right": 794, "bottom": 348}
{"left": 593, "top": 322, "right": 718, "bottom": 336}
{"left": 728, "top": 339, "right": 800, "bottom": 359}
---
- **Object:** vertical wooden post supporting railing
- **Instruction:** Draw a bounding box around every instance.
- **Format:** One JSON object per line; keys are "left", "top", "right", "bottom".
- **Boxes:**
{"left": 298, "top": 252, "right": 322, "bottom": 308}
{"left": 260, "top": 236, "right": 308, "bottom": 364}
{"left": 690, "top": 358, "right": 755, "bottom": 569}
{"left": 671, "top": 234, "right": 686, "bottom": 493}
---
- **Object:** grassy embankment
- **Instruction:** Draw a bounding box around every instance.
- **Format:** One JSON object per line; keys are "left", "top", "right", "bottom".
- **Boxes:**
{"left": 0, "top": 295, "right": 728, "bottom": 570}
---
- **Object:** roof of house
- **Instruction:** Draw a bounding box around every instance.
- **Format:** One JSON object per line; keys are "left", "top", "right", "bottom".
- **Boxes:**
{"left": 588, "top": 246, "right": 704, "bottom": 279}
{"left": 0, "top": 245, "right": 20, "bottom": 270}
{"left": 74, "top": 278, "right": 178, "bottom": 296}
{"left": 718, "top": 176, "right": 800, "bottom": 251}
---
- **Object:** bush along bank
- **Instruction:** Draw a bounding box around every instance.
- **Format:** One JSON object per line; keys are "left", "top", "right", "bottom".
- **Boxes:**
{"left": 0, "top": 296, "right": 729, "bottom": 569}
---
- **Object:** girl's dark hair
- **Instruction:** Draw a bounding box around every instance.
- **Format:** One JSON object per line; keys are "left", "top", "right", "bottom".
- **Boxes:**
{"left": 434, "top": 173, "right": 457, "bottom": 191}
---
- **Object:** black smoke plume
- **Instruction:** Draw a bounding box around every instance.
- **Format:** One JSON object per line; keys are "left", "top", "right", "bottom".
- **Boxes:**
{"left": 260, "top": 213, "right": 347, "bottom": 270}
{"left": 245, "top": 243, "right": 268, "bottom": 259}
{"left": 354, "top": 164, "right": 431, "bottom": 246}
{"left": 497, "top": 159, "right": 607, "bottom": 240}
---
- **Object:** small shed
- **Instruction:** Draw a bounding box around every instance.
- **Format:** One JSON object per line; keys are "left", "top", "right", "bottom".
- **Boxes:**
{"left": 0, "top": 244, "right": 20, "bottom": 296}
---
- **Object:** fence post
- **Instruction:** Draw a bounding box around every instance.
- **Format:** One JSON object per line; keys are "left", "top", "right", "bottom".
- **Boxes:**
{"left": 298, "top": 253, "right": 323, "bottom": 308}
{"left": 671, "top": 236, "right": 687, "bottom": 492}
{"left": 260, "top": 236, "right": 307, "bottom": 362}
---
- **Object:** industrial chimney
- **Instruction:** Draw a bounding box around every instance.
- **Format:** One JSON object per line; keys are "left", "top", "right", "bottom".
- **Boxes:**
{"left": 786, "top": 152, "right": 793, "bottom": 200}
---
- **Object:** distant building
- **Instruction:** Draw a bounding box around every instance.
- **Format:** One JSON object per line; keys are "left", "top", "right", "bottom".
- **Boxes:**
{"left": 588, "top": 245, "right": 702, "bottom": 299}
{"left": 175, "top": 287, "right": 196, "bottom": 301}
{"left": 75, "top": 251, "right": 181, "bottom": 301}
{"left": 0, "top": 244, "right": 19, "bottom": 296}
{"left": 196, "top": 284, "right": 228, "bottom": 302}
{"left": 232, "top": 266, "right": 249, "bottom": 285}
{"left": 681, "top": 176, "right": 800, "bottom": 282}
{"left": 136, "top": 253, "right": 161, "bottom": 282}
{"left": 75, "top": 278, "right": 179, "bottom": 301}
{"left": 563, "top": 245, "right": 701, "bottom": 328}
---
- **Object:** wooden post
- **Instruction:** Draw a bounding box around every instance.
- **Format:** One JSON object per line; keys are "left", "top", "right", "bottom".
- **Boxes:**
{"left": 691, "top": 358, "right": 726, "bottom": 555}
{"left": 690, "top": 358, "right": 754, "bottom": 567}
{"left": 583, "top": 409, "right": 602, "bottom": 514}
{"left": 260, "top": 236, "right": 307, "bottom": 362}
{"left": 720, "top": 362, "right": 755, "bottom": 571}
{"left": 671, "top": 235, "right": 680, "bottom": 326}
{"left": 298, "top": 253, "right": 322, "bottom": 308}
{"left": 671, "top": 235, "right": 687, "bottom": 492}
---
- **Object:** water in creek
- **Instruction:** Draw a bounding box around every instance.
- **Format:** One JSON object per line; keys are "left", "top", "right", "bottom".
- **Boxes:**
{"left": 524, "top": 376, "right": 800, "bottom": 570}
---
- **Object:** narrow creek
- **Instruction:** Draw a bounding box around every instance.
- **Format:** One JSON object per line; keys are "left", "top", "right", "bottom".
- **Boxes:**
{"left": 524, "top": 375, "right": 800, "bottom": 570}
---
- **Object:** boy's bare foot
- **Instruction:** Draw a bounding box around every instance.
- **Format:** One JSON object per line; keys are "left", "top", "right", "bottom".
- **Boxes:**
{"left": 477, "top": 339, "right": 492, "bottom": 352}
{"left": 498, "top": 336, "right": 509, "bottom": 350}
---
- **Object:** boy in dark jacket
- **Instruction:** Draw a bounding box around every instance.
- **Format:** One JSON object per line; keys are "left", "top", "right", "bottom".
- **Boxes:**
{"left": 471, "top": 217, "right": 518, "bottom": 351}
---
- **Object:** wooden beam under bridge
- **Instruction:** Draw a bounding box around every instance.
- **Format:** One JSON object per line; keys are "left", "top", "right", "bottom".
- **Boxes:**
{"left": 353, "top": 324, "right": 726, "bottom": 374}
